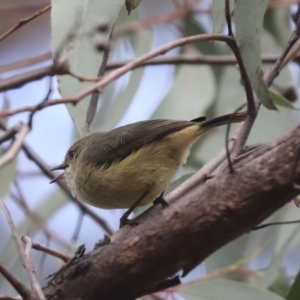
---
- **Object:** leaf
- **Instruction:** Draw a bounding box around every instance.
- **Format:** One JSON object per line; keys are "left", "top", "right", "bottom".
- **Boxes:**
{"left": 51, "top": 0, "right": 125, "bottom": 136}
{"left": 268, "top": 268, "right": 290, "bottom": 298}
{"left": 179, "top": 279, "right": 285, "bottom": 300}
{"left": 269, "top": 89, "right": 300, "bottom": 110}
{"left": 151, "top": 51, "right": 216, "bottom": 120}
{"left": 125, "top": 0, "right": 142, "bottom": 15}
{"left": 92, "top": 29, "right": 154, "bottom": 132}
{"left": 235, "top": 0, "right": 276, "bottom": 110}
{"left": 264, "top": 8, "right": 291, "bottom": 48}
{"left": 212, "top": 0, "right": 235, "bottom": 34}
{"left": 0, "top": 149, "right": 17, "bottom": 198}
{"left": 286, "top": 268, "right": 300, "bottom": 300}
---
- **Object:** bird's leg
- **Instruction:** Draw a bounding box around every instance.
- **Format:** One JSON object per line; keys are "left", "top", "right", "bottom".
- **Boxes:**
{"left": 153, "top": 191, "right": 169, "bottom": 207}
{"left": 120, "top": 188, "right": 151, "bottom": 228}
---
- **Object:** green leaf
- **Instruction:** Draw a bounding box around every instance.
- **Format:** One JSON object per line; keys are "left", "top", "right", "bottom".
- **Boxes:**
{"left": 51, "top": 0, "right": 125, "bottom": 136}
{"left": 151, "top": 52, "right": 216, "bottom": 120}
{"left": 0, "top": 149, "right": 17, "bottom": 198}
{"left": 235, "top": 0, "right": 276, "bottom": 110}
{"left": 212, "top": 0, "right": 235, "bottom": 34}
{"left": 179, "top": 279, "right": 285, "bottom": 300}
{"left": 268, "top": 268, "right": 290, "bottom": 298}
{"left": 286, "top": 269, "right": 300, "bottom": 300}
{"left": 125, "top": 0, "right": 142, "bottom": 15}
{"left": 269, "top": 90, "right": 299, "bottom": 110}
{"left": 264, "top": 8, "right": 291, "bottom": 48}
{"left": 92, "top": 29, "right": 154, "bottom": 132}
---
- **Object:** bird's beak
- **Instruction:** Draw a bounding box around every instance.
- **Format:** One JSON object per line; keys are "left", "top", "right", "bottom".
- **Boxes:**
{"left": 50, "top": 163, "right": 68, "bottom": 184}
{"left": 51, "top": 163, "right": 68, "bottom": 171}
{"left": 50, "top": 173, "right": 65, "bottom": 184}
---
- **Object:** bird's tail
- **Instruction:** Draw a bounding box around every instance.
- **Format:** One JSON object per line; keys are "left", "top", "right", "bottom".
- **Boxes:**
{"left": 197, "top": 112, "right": 246, "bottom": 132}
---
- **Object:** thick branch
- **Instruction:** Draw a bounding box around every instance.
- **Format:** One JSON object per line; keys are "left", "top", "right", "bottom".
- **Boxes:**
{"left": 43, "top": 123, "right": 300, "bottom": 300}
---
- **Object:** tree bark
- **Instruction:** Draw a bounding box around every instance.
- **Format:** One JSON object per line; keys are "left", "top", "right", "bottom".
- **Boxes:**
{"left": 43, "top": 123, "right": 300, "bottom": 300}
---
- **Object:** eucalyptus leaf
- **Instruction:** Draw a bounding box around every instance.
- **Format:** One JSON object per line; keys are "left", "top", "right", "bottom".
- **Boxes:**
{"left": 93, "top": 29, "right": 154, "bottom": 132}
{"left": 268, "top": 268, "right": 290, "bottom": 298}
{"left": 264, "top": 8, "right": 291, "bottom": 48}
{"left": 179, "top": 279, "right": 285, "bottom": 300}
{"left": 269, "top": 89, "right": 300, "bottom": 110}
{"left": 125, "top": 0, "right": 142, "bottom": 15}
{"left": 286, "top": 268, "right": 300, "bottom": 300}
{"left": 51, "top": 0, "right": 125, "bottom": 135}
{"left": 151, "top": 53, "right": 216, "bottom": 120}
{"left": 212, "top": 0, "right": 235, "bottom": 34}
{"left": 235, "top": 0, "right": 276, "bottom": 110}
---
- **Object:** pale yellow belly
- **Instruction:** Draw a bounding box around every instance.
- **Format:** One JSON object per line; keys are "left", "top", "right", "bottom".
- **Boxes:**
{"left": 70, "top": 125, "right": 200, "bottom": 209}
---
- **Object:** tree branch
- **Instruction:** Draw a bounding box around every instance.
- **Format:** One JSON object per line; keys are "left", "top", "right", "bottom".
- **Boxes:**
{"left": 0, "top": 5, "right": 51, "bottom": 42}
{"left": 42, "top": 121, "right": 300, "bottom": 300}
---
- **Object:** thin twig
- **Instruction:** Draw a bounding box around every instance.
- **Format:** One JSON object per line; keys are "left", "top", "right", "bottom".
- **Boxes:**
{"left": 0, "top": 261, "right": 32, "bottom": 300}
{"left": 10, "top": 188, "right": 73, "bottom": 250}
{"left": 0, "top": 125, "right": 30, "bottom": 168}
{"left": 0, "top": 122, "right": 22, "bottom": 145}
{"left": 0, "top": 53, "right": 294, "bottom": 94}
{"left": 253, "top": 219, "right": 300, "bottom": 230}
{"left": 0, "top": 65, "right": 55, "bottom": 92}
{"left": 0, "top": 34, "right": 236, "bottom": 118}
{"left": 86, "top": 28, "right": 112, "bottom": 128}
{"left": 71, "top": 211, "right": 84, "bottom": 242}
{"left": 28, "top": 76, "right": 53, "bottom": 128}
{"left": 0, "top": 52, "right": 292, "bottom": 76}
{"left": 28, "top": 239, "right": 70, "bottom": 263}
{"left": 0, "top": 201, "right": 37, "bottom": 298}
{"left": 0, "top": 53, "right": 51, "bottom": 74}
{"left": 0, "top": 5, "right": 51, "bottom": 42}
{"left": 0, "top": 200, "right": 24, "bottom": 259}
{"left": 267, "top": 3, "right": 300, "bottom": 86}
{"left": 22, "top": 236, "right": 46, "bottom": 300}
{"left": 106, "top": 54, "right": 286, "bottom": 69}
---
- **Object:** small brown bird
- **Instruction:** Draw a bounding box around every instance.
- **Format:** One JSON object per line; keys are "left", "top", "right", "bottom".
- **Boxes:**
{"left": 51, "top": 112, "right": 245, "bottom": 226}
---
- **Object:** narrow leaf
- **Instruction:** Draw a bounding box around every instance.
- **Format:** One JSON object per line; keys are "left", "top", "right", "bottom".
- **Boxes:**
{"left": 286, "top": 269, "right": 300, "bottom": 300}
{"left": 51, "top": 0, "right": 125, "bottom": 135}
{"left": 212, "top": 0, "right": 235, "bottom": 34}
{"left": 235, "top": 0, "right": 276, "bottom": 110}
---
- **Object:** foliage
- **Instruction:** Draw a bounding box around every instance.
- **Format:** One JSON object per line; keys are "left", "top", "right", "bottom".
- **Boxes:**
{"left": 0, "top": 0, "right": 300, "bottom": 299}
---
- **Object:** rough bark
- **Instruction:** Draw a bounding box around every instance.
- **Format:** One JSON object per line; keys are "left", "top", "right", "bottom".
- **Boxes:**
{"left": 43, "top": 123, "right": 300, "bottom": 300}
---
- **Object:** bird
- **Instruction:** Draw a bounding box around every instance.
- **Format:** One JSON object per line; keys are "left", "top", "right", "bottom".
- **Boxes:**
{"left": 51, "top": 112, "right": 245, "bottom": 227}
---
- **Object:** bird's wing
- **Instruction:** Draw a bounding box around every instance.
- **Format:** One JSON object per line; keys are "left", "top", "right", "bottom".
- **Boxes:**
{"left": 81, "top": 118, "right": 205, "bottom": 167}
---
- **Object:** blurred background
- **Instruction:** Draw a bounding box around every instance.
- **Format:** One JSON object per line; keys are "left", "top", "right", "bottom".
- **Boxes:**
{"left": 1, "top": 0, "right": 300, "bottom": 299}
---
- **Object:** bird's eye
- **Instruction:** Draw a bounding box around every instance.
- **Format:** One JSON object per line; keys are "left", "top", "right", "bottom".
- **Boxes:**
{"left": 69, "top": 151, "right": 75, "bottom": 158}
